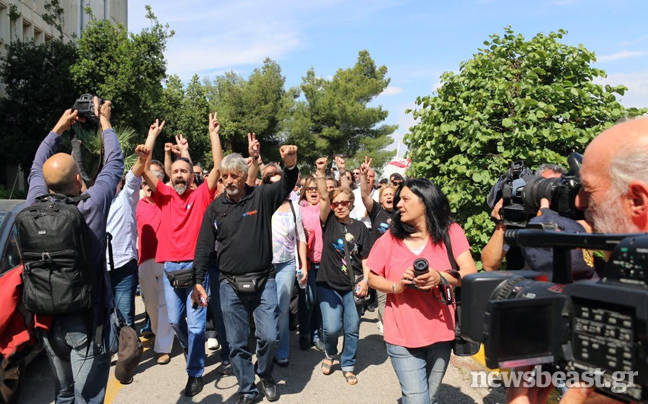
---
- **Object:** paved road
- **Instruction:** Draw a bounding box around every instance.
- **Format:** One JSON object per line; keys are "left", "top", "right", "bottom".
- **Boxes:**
{"left": 19, "top": 300, "right": 506, "bottom": 404}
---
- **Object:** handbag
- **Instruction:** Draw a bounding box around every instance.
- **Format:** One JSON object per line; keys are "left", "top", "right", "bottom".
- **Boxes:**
{"left": 342, "top": 225, "right": 369, "bottom": 306}
{"left": 226, "top": 270, "right": 269, "bottom": 294}
{"left": 442, "top": 233, "right": 481, "bottom": 357}
{"left": 165, "top": 268, "right": 195, "bottom": 289}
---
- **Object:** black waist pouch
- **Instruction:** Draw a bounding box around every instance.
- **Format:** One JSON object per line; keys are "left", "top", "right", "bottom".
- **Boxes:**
{"left": 165, "top": 268, "right": 194, "bottom": 289}
{"left": 226, "top": 270, "right": 269, "bottom": 293}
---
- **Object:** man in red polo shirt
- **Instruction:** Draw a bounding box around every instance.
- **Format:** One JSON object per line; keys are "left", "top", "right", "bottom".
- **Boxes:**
{"left": 138, "top": 113, "right": 222, "bottom": 397}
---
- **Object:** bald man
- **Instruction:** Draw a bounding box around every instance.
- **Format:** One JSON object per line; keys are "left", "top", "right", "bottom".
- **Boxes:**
{"left": 508, "top": 118, "right": 648, "bottom": 404}
{"left": 26, "top": 99, "right": 124, "bottom": 403}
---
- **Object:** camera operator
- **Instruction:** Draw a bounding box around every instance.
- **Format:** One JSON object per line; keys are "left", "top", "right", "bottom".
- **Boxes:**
{"left": 482, "top": 165, "right": 565, "bottom": 271}
{"left": 507, "top": 117, "right": 648, "bottom": 404}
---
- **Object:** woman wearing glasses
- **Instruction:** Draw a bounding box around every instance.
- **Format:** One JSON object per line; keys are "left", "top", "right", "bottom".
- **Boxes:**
{"left": 367, "top": 179, "right": 477, "bottom": 404}
{"left": 315, "top": 157, "right": 370, "bottom": 386}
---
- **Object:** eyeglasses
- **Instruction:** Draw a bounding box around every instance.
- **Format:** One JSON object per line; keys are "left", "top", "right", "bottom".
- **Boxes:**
{"left": 193, "top": 172, "right": 203, "bottom": 176}
{"left": 306, "top": 186, "right": 318, "bottom": 191}
{"left": 331, "top": 201, "right": 351, "bottom": 209}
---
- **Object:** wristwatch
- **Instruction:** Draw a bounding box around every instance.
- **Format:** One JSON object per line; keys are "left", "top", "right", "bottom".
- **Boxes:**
{"left": 392, "top": 283, "right": 397, "bottom": 293}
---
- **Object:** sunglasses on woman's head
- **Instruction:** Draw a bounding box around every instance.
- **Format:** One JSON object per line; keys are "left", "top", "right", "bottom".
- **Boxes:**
{"left": 331, "top": 201, "right": 351, "bottom": 208}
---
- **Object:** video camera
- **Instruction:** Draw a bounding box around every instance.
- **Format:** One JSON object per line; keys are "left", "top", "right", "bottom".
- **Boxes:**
{"left": 488, "top": 153, "right": 583, "bottom": 227}
{"left": 71, "top": 93, "right": 105, "bottom": 125}
{"left": 462, "top": 229, "right": 648, "bottom": 402}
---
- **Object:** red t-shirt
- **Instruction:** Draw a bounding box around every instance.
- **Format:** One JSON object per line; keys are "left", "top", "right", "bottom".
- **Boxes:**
{"left": 152, "top": 181, "right": 216, "bottom": 263}
{"left": 367, "top": 223, "right": 470, "bottom": 348}
{"left": 136, "top": 197, "right": 161, "bottom": 264}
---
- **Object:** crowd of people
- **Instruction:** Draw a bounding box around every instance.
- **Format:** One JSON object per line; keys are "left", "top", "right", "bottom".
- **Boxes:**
{"left": 14, "top": 95, "right": 648, "bottom": 404}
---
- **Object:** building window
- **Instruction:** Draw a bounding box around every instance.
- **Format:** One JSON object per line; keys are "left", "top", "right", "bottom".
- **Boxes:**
{"left": 34, "top": 26, "right": 42, "bottom": 44}
{"left": 23, "top": 18, "right": 33, "bottom": 41}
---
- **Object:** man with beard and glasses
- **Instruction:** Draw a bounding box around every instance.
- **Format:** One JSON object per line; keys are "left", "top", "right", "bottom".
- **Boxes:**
{"left": 507, "top": 118, "right": 648, "bottom": 404}
{"left": 137, "top": 112, "right": 223, "bottom": 397}
{"left": 192, "top": 144, "right": 299, "bottom": 404}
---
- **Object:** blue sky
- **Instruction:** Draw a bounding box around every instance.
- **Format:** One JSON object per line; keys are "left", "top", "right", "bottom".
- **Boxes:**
{"left": 128, "top": 0, "right": 648, "bottom": 157}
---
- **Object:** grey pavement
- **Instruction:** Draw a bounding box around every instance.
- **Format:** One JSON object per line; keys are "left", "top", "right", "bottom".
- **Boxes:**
{"left": 19, "top": 298, "right": 506, "bottom": 404}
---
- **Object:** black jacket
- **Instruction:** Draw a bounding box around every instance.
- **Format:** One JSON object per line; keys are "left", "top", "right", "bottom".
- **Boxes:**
{"left": 193, "top": 166, "right": 299, "bottom": 284}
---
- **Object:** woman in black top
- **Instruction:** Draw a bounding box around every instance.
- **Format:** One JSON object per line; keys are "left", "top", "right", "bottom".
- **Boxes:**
{"left": 315, "top": 160, "right": 370, "bottom": 386}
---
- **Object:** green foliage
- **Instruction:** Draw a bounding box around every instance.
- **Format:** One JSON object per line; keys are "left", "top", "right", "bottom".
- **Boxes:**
{"left": 405, "top": 27, "right": 647, "bottom": 260}
{"left": 42, "top": 0, "right": 65, "bottom": 39}
{"left": 71, "top": 5, "right": 174, "bottom": 138}
{"left": 0, "top": 39, "right": 79, "bottom": 172}
{"left": 205, "top": 58, "right": 292, "bottom": 163}
{"left": 285, "top": 50, "right": 397, "bottom": 169}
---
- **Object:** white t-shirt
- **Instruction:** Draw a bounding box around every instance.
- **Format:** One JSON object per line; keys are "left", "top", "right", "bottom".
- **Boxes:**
{"left": 350, "top": 187, "right": 379, "bottom": 229}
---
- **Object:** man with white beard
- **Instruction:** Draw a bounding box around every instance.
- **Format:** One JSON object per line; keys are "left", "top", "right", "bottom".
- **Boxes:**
{"left": 138, "top": 113, "right": 223, "bottom": 397}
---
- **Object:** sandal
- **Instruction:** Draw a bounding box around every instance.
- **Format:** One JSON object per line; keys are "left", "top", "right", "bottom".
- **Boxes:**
{"left": 343, "top": 371, "right": 358, "bottom": 385}
{"left": 321, "top": 358, "right": 334, "bottom": 375}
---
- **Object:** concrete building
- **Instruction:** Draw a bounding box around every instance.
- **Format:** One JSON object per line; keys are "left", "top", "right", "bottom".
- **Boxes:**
{"left": 0, "top": 0, "right": 127, "bottom": 196}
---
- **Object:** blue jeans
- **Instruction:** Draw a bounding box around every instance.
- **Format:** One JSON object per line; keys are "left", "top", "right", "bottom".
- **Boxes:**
{"left": 208, "top": 261, "right": 231, "bottom": 362}
{"left": 317, "top": 284, "right": 361, "bottom": 372}
{"left": 163, "top": 261, "right": 208, "bottom": 377}
{"left": 274, "top": 259, "right": 296, "bottom": 360}
{"left": 220, "top": 278, "right": 278, "bottom": 399}
{"left": 386, "top": 341, "right": 452, "bottom": 404}
{"left": 110, "top": 259, "right": 138, "bottom": 328}
{"left": 39, "top": 312, "right": 111, "bottom": 403}
{"left": 298, "top": 262, "right": 322, "bottom": 342}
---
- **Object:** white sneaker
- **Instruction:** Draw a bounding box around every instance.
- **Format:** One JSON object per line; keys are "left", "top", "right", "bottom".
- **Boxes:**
{"left": 377, "top": 321, "right": 383, "bottom": 335}
{"left": 208, "top": 337, "right": 220, "bottom": 350}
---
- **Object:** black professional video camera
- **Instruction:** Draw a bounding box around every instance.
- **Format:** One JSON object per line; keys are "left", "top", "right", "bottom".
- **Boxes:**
{"left": 71, "top": 93, "right": 104, "bottom": 125}
{"left": 462, "top": 229, "right": 648, "bottom": 402}
{"left": 488, "top": 153, "right": 583, "bottom": 228}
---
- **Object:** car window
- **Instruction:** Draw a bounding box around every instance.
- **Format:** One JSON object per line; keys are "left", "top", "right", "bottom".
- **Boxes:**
{"left": 0, "top": 226, "right": 21, "bottom": 275}
{"left": 0, "top": 212, "right": 6, "bottom": 228}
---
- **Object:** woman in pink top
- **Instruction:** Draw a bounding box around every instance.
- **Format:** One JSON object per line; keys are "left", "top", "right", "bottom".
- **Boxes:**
{"left": 367, "top": 178, "right": 477, "bottom": 404}
{"left": 297, "top": 173, "right": 326, "bottom": 352}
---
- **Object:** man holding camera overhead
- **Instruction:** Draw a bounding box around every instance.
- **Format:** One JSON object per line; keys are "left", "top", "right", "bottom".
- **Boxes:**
{"left": 25, "top": 97, "right": 123, "bottom": 403}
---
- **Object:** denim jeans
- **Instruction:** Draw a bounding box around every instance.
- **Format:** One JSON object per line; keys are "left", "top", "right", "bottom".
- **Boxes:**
{"left": 298, "top": 262, "right": 322, "bottom": 342}
{"left": 163, "top": 261, "right": 208, "bottom": 377}
{"left": 317, "top": 284, "right": 361, "bottom": 372}
{"left": 386, "top": 341, "right": 452, "bottom": 404}
{"left": 110, "top": 259, "right": 138, "bottom": 328}
{"left": 207, "top": 261, "right": 231, "bottom": 362}
{"left": 38, "top": 312, "right": 111, "bottom": 404}
{"left": 274, "top": 259, "right": 296, "bottom": 360}
{"left": 220, "top": 278, "right": 278, "bottom": 399}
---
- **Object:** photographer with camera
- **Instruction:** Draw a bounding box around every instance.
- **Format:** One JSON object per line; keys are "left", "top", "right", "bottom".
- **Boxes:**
{"left": 367, "top": 178, "right": 477, "bottom": 404}
{"left": 482, "top": 164, "right": 565, "bottom": 271}
{"left": 504, "top": 117, "right": 648, "bottom": 404}
{"left": 24, "top": 96, "right": 124, "bottom": 403}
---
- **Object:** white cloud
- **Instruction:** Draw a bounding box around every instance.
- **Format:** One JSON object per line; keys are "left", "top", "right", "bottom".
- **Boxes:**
{"left": 386, "top": 102, "right": 419, "bottom": 155}
{"left": 620, "top": 35, "right": 648, "bottom": 47}
{"left": 597, "top": 50, "right": 648, "bottom": 63}
{"left": 596, "top": 70, "right": 648, "bottom": 109}
{"left": 380, "top": 86, "right": 403, "bottom": 97}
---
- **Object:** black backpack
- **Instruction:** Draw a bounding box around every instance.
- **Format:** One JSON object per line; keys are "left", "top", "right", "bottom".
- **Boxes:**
{"left": 15, "top": 193, "right": 94, "bottom": 315}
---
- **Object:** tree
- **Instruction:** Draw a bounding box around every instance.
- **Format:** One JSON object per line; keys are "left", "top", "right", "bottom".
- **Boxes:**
{"left": 404, "top": 27, "right": 647, "bottom": 261}
{"left": 286, "top": 50, "right": 396, "bottom": 171}
{"left": 205, "top": 58, "right": 292, "bottom": 163}
{"left": 71, "top": 5, "right": 174, "bottom": 138}
{"left": 0, "top": 39, "right": 79, "bottom": 173}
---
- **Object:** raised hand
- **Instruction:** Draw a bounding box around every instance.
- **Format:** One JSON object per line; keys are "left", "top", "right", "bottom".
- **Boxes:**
{"left": 280, "top": 145, "right": 298, "bottom": 168}
{"left": 360, "top": 156, "right": 373, "bottom": 175}
{"left": 164, "top": 142, "right": 173, "bottom": 153}
{"left": 248, "top": 132, "right": 260, "bottom": 159}
{"left": 148, "top": 119, "right": 165, "bottom": 138}
{"left": 53, "top": 109, "right": 81, "bottom": 135}
{"left": 335, "top": 155, "right": 346, "bottom": 173}
{"left": 175, "top": 133, "right": 189, "bottom": 153}
{"left": 135, "top": 144, "right": 151, "bottom": 162}
{"left": 208, "top": 112, "right": 220, "bottom": 136}
{"left": 315, "top": 157, "right": 328, "bottom": 175}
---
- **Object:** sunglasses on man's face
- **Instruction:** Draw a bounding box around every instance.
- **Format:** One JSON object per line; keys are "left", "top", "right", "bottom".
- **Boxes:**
{"left": 331, "top": 201, "right": 351, "bottom": 209}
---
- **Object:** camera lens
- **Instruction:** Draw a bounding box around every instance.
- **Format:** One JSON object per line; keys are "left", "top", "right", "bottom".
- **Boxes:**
{"left": 522, "top": 176, "right": 560, "bottom": 212}
{"left": 413, "top": 258, "right": 429, "bottom": 277}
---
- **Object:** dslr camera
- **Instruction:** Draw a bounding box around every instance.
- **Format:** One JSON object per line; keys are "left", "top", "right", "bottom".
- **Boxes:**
{"left": 489, "top": 153, "right": 583, "bottom": 227}
{"left": 71, "top": 93, "right": 105, "bottom": 125}
{"left": 462, "top": 229, "right": 648, "bottom": 402}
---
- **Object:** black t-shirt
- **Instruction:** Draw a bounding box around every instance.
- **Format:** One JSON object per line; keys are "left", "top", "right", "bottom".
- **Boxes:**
{"left": 316, "top": 212, "right": 370, "bottom": 292}
{"left": 368, "top": 203, "right": 395, "bottom": 250}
